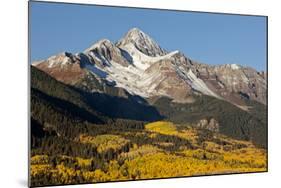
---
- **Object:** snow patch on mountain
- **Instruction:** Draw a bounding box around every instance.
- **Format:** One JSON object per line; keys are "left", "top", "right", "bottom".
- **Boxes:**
{"left": 230, "top": 64, "right": 240, "bottom": 70}
{"left": 184, "top": 69, "right": 220, "bottom": 98}
{"left": 121, "top": 43, "right": 179, "bottom": 70}
{"left": 82, "top": 33, "right": 219, "bottom": 100}
{"left": 90, "top": 58, "right": 150, "bottom": 97}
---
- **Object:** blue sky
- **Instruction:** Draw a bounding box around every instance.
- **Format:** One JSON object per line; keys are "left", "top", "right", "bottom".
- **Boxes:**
{"left": 30, "top": 1, "right": 267, "bottom": 71}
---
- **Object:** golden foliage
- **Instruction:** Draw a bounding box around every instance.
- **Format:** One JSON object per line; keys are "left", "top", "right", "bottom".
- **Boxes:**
{"left": 77, "top": 134, "right": 130, "bottom": 153}
{"left": 31, "top": 155, "right": 49, "bottom": 165}
{"left": 119, "top": 144, "right": 161, "bottom": 160}
{"left": 31, "top": 164, "right": 52, "bottom": 176}
{"left": 145, "top": 121, "right": 177, "bottom": 135}
{"left": 31, "top": 121, "right": 267, "bottom": 185}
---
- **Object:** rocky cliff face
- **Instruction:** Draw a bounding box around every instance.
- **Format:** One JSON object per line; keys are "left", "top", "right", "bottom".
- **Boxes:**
{"left": 190, "top": 63, "right": 267, "bottom": 105}
{"left": 32, "top": 28, "right": 267, "bottom": 108}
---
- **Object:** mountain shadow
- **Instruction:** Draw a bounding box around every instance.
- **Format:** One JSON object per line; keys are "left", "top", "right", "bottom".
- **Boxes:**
{"left": 31, "top": 117, "right": 47, "bottom": 139}
{"left": 78, "top": 90, "right": 164, "bottom": 122}
{"left": 31, "top": 88, "right": 104, "bottom": 124}
{"left": 31, "top": 65, "right": 164, "bottom": 123}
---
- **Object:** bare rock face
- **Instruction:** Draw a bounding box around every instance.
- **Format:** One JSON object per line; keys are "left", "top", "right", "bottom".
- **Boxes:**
{"left": 192, "top": 63, "right": 267, "bottom": 105}
{"left": 195, "top": 118, "right": 219, "bottom": 132}
{"left": 33, "top": 52, "right": 87, "bottom": 85}
{"left": 142, "top": 58, "right": 193, "bottom": 102}
{"left": 32, "top": 28, "right": 267, "bottom": 108}
{"left": 84, "top": 39, "right": 132, "bottom": 67}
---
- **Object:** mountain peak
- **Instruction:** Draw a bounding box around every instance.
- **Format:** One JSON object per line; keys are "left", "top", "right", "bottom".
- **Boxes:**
{"left": 117, "top": 28, "right": 167, "bottom": 57}
{"left": 84, "top": 39, "right": 114, "bottom": 53}
{"left": 125, "top": 27, "right": 150, "bottom": 40}
{"left": 127, "top": 27, "right": 144, "bottom": 35}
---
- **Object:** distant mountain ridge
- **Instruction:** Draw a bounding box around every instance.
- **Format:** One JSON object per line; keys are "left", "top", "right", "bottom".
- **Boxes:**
{"left": 33, "top": 27, "right": 267, "bottom": 108}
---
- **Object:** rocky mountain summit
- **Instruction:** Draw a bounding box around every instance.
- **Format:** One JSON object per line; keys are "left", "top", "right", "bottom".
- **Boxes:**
{"left": 32, "top": 28, "right": 267, "bottom": 108}
{"left": 116, "top": 28, "right": 167, "bottom": 57}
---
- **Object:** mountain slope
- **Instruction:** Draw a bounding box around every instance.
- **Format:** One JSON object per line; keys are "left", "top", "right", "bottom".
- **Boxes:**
{"left": 33, "top": 28, "right": 267, "bottom": 107}
{"left": 31, "top": 66, "right": 163, "bottom": 124}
